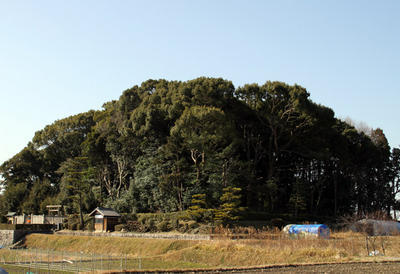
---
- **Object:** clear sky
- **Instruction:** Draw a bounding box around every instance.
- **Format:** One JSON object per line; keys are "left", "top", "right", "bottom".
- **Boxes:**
{"left": 0, "top": 0, "right": 399, "bottom": 165}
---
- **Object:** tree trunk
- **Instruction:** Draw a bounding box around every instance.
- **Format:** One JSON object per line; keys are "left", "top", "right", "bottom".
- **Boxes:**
{"left": 79, "top": 198, "right": 84, "bottom": 230}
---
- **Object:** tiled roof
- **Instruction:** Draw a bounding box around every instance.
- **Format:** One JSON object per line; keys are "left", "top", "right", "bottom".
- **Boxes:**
{"left": 89, "top": 207, "right": 120, "bottom": 217}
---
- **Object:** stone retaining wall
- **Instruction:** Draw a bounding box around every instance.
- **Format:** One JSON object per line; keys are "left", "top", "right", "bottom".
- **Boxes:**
{"left": 56, "top": 230, "right": 211, "bottom": 240}
{"left": 0, "top": 230, "right": 28, "bottom": 247}
{"left": 0, "top": 230, "right": 54, "bottom": 247}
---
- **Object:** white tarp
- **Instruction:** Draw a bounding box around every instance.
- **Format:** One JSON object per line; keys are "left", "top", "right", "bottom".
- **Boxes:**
{"left": 351, "top": 219, "right": 400, "bottom": 236}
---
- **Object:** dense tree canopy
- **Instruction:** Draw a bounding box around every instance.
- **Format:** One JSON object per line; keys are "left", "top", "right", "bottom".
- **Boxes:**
{"left": 1, "top": 78, "right": 398, "bottom": 220}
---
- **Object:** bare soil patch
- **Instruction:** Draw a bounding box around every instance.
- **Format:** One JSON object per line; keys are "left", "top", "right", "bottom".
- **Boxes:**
{"left": 234, "top": 261, "right": 400, "bottom": 273}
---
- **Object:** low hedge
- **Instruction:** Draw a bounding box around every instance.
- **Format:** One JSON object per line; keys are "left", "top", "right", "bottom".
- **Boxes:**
{"left": 115, "top": 211, "right": 192, "bottom": 233}
{"left": 0, "top": 224, "right": 16, "bottom": 230}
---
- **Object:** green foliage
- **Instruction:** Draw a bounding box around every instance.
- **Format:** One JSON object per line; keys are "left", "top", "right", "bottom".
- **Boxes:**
{"left": 117, "top": 212, "right": 188, "bottom": 232}
{"left": 187, "top": 194, "right": 208, "bottom": 222}
{"left": 0, "top": 77, "right": 397, "bottom": 221}
{"left": 22, "top": 178, "right": 57, "bottom": 214}
{"left": 156, "top": 220, "right": 170, "bottom": 232}
{"left": 288, "top": 179, "right": 308, "bottom": 217}
{"left": 58, "top": 157, "right": 95, "bottom": 229}
{"left": 131, "top": 148, "right": 180, "bottom": 212}
{"left": 2, "top": 183, "right": 29, "bottom": 213}
{"left": 214, "top": 187, "right": 246, "bottom": 225}
{"left": 114, "top": 224, "right": 125, "bottom": 232}
{"left": 64, "top": 214, "right": 93, "bottom": 231}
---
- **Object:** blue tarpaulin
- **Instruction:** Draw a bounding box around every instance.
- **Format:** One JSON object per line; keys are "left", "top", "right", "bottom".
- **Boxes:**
{"left": 283, "top": 224, "right": 330, "bottom": 239}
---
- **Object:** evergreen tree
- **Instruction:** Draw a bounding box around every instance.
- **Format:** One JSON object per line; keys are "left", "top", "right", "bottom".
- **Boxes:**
{"left": 214, "top": 187, "right": 245, "bottom": 225}
{"left": 57, "top": 157, "right": 95, "bottom": 229}
{"left": 187, "top": 194, "right": 208, "bottom": 222}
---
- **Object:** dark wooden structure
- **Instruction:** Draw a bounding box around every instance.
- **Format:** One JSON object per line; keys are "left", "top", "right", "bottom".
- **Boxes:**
{"left": 88, "top": 207, "right": 121, "bottom": 232}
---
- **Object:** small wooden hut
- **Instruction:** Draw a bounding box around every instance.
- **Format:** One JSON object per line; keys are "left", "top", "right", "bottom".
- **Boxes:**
{"left": 88, "top": 207, "right": 121, "bottom": 232}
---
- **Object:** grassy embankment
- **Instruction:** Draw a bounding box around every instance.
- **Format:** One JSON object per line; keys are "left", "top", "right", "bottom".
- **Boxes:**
{"left": 8, "top": 231, "right": 400, "bottom": 270}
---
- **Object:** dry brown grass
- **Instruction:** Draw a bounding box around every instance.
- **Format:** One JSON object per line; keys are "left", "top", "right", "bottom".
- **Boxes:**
{"left": 22, "top": 231, "right": 400, "bottom": 268}
{"left": 23, "top": 234, "right": 200, "bottom": 257}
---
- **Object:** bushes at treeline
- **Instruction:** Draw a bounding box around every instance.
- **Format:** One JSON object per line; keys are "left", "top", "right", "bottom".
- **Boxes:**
{"left": 115, "top": 212, "right": 202, "bottom": 233}
{"left": 0, "top": 77, "right": 399, "bottom": 221}
{"left": 64, "top": 211, "right": 205, "bottom": 233}
{"left": 64, "top": 211, "right": 267, "bottom": 233}
{"left": 66, "top": 188, "right": 246, "bottom": 232}
{"left": 63, "top": 210, "right": 321, "bottom": 233}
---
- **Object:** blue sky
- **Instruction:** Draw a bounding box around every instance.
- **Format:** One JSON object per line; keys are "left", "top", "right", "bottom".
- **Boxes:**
{"left": 0, "top": 0, "right": 399, "bottom": 164}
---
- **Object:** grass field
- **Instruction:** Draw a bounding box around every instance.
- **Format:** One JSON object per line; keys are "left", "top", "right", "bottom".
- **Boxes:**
{"left": 0, "top": 248, "right": 208, "bottom": 273}
{"left": 4, "top": 231, "right": 400, "bottom": 272}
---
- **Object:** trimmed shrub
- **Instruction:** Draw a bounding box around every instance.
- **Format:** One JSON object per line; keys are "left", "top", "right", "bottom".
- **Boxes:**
{"left": 114, "top": 224, "right": 125, "bottom": 232}
{"left": 120, "top": 213, "right": 138, "bottom": 223}
{"left": 187, "top": 194, "right": 207, "bottom": 222}
{"left": 146, "top": 218, "right": 156, "bottom": 232}
{"left": 69, "top": 222, "right": 78, "bottom": 230}
{"left": 156, "top": 220, "right": 170, "bottom": 232}
{"left": 125, "top": 221, "right": 143, "bottom": 232}
{"left": 171, "top": 218, "right": 179, "bottom": 230}
{"left": 117, "top": 212, "right": 190, "bottom": 232}
{"left": 188, "top": 220, "right": 199, "bottom": 230}
{"left": 84, "top": 216, "right": 94, "bottom": 231}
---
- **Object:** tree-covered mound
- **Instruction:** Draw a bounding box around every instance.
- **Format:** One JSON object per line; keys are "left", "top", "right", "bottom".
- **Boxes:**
{"left": 1, "top": 78, "right": 399, "bottom": 220}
